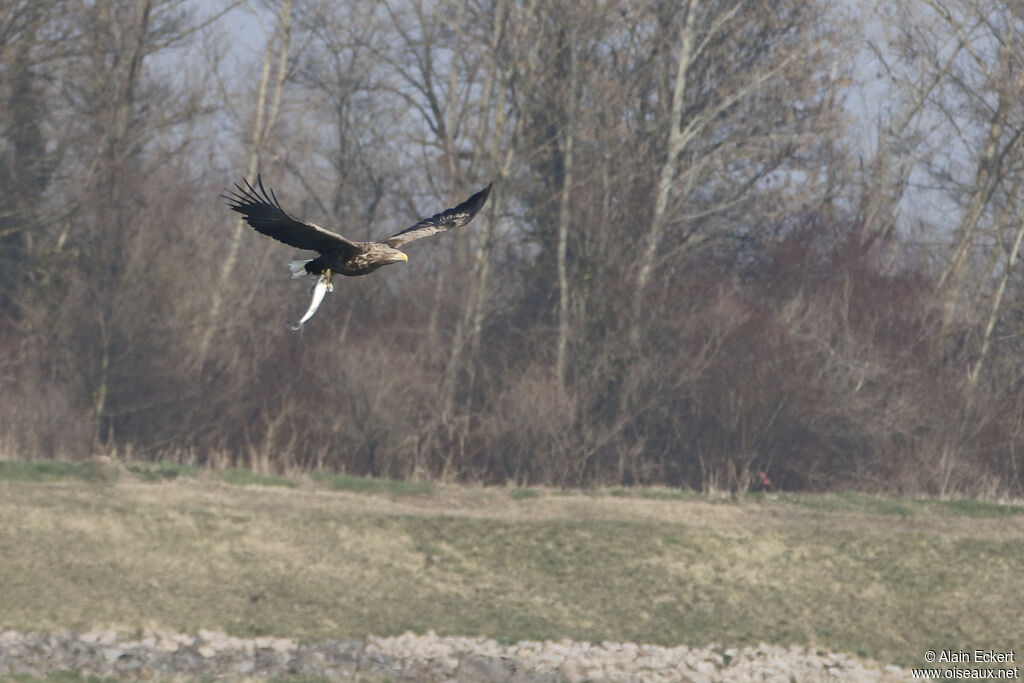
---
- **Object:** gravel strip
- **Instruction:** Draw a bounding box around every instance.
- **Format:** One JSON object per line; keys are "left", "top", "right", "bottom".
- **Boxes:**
{"left": 0, "top": 628, "right": 911, "bottom": 681}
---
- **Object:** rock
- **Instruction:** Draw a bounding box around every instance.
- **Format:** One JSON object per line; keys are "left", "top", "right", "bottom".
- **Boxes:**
{"left": 233, "top": 659, "right": 255, "bottom": 674}
{"left": 454, "top": 653, "right": 516, "bottom": 682}
{"left": 101, "top": 647, "right": 124, "bottom": 663}
{"left": 0, "top": 627, "right": 913, "bottom": 681}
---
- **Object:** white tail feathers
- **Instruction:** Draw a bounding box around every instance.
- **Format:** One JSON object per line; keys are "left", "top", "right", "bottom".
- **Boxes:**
{"left": 289, "top": 259, "right": 313, "bottom": 279}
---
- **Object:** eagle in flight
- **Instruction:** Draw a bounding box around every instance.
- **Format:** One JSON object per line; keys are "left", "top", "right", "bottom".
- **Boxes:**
{"left": 223, "top": 176, "right": 492, "bottom": 329}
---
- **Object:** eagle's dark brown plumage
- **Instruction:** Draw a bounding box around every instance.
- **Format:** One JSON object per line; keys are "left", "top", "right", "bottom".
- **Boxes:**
{"left": 222, "top": 175, "right": 492, "bottom": 328}
{"left": 223, "top": 175, "right": 492, "bottom": 278}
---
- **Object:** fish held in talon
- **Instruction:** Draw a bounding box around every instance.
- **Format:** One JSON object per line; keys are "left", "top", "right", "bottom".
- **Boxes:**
{"left": 290, "top": 273, "right": 333, "bottom": 331}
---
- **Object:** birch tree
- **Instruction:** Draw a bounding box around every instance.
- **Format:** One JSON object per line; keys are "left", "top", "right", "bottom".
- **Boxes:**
{"left": 628, "top": 0, "right": 842, "bottom": 306}
{"left": 198, "top": 0, "right": 292, "bottom": 367}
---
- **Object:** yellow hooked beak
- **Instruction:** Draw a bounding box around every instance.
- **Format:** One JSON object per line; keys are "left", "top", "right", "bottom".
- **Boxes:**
{"left": 393, "top": 252, "right": 408, "bottom": 263}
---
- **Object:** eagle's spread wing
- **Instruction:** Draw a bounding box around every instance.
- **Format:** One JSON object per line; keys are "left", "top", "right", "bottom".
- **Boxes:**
{"left": 223, "top": 175, "right": 360, "bottom": 255}
{"left": 383, "top": 183, "right": 492, "bottom": 248}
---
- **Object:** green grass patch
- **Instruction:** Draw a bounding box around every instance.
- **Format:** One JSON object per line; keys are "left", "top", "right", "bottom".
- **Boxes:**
{"left": 0, "top": 476, "right": 1021, "bottom": 670}
{"left": 309, "top": 470, "right": 433, "bottom": 497}
{"left": 605, "top": 485, "right": 695, "bottom": 501}
{"left": 0, "top": 460, "right": 114, "bottom": 484}
{"left": 933, "top": 498, "right": 1024, "bottom": 517}
{"left": 125, "top": 461, "right": 198, "bottom": 482}
{"left": 219, "top": 468, "right": 298, "bottom": 488}
{"left": 778, "top": 491, "right": 916, "bottom": 516}
{"left": 509, "top": 487, "right": 540, "bottom": 500}
{"left": 778, "top": 491, "right": 1023, "bottom": 518}
{"left": 8, "top": 674, "right": 121, "bottom": 683}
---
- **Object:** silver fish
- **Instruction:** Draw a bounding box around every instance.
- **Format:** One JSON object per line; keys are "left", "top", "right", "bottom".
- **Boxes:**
{"left": 290, "top": 273, "right": 333, "bottom": 331}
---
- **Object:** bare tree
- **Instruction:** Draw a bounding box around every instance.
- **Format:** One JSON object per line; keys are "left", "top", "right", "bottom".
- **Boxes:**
{"left": 0, "top": 0, "right": 68, "bottom": 314}
{"left": 198, "top": 0, "right": 292, "bottom": 367}
{"left": 1, "top": 0, "right": 1022, "bottom": 498}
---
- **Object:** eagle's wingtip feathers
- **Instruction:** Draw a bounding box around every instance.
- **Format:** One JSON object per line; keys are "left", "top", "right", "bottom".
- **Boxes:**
{"left": 469, "top": 182, "right": 493, "bottom": 213}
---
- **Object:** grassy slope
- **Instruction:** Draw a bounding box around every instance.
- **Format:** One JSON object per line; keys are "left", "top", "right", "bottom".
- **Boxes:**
{"left": 0, "top": 463, "right": 1022, "bottom": 668}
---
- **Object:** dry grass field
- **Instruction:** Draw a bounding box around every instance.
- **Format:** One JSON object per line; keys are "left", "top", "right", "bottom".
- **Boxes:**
{"left": 0, "top": 460, "right": 1022, "bottom": 672}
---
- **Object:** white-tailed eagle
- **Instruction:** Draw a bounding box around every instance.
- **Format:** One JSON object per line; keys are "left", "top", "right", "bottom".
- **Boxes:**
{"left": 223, "top": 176, "right": 492, "bottom": 329}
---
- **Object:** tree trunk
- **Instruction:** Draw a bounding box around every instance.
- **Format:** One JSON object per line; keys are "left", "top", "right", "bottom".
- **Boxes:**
{"left": 936, "top": 48, "right": 1024, "bottom": 329}
{"left": 555, "top": 26, "right": 577, "bottom": 394}
{"left": 197, "top": 0, "right": 292, "bottom": 367}
{"left": 631, "top": 1, "right": 699, "bottom": 322}
{"left": 967, "top": 199, "right": 1024, "bottom": 389}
